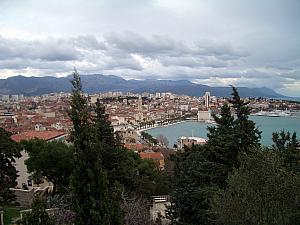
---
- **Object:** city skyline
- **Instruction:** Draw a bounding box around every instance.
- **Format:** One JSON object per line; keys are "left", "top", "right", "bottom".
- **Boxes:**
{"left": 0, "top": 0, "right": 299, "bottom": 96}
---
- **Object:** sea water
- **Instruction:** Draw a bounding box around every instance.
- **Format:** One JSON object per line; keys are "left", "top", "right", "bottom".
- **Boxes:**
{"left": 146, "top": 115, "right": 300, "bottom": 147}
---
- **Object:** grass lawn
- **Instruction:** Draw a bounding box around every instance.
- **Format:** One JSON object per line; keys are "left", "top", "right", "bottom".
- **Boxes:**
{"left": 3, "top": 206, "right": 21, "bottom": 225}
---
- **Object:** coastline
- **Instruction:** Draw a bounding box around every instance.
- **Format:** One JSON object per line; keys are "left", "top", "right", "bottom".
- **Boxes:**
{"left": 137, "top": 119, "right": 215, "bottom": 135}
{"left": 145, "top": 116, "right": 300, "bottom": 147}
{"left": 136, "top": 120, "right": 186, "bottom": 134}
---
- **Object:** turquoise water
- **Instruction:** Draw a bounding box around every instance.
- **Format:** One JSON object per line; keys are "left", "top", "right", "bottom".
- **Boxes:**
{"left": 146, "top": 115, "right": 300, "bottom": 147}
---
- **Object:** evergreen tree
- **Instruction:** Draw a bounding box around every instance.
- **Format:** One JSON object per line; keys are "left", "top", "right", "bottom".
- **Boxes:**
{"left": 0, "top": 127, "right": 21, "bottom": 206}
{"left": 69, "top": 70, "right": 113, "bottom": 225}
{"left": 93, "top": 99, "right": 117, "bottom": 147}
{"left": 206, "top": 104, "right": 237, "bottom": 188}
{"left": 272, "top": 130, "right": 300, "bottom": 173}
{"left": 168, "top": 87, "right": 262, "bottom": 225}
{"left": 210, "top": 149, "right": 300, "bottom": 225}
{"left": 22, "top": 139, "right": 74, "bottom": 194}
{"left": 93, "top": 99, "right": 125, "bottom": 225}
{"left": 168, "top": 144, "right": 216, "bottom": 225}
{"left": 229, "top": 86, "right": 261, "bottom": 153}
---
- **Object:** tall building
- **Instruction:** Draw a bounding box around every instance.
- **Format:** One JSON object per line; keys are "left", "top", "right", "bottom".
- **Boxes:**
{"left": 138, "top": 95, "right": 143, "bottom": 110}
{"left": 204, "top": 92, "right": 210, "bottom": 108}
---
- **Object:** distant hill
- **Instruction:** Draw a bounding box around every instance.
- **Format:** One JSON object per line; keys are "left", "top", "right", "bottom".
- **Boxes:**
{"left": 0, "top": 74, "right": 286, "bottom": 98}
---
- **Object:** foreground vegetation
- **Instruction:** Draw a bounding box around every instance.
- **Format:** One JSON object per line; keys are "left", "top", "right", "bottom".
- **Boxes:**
{"left": 168, "top": 87, "right": 300, "bottom": 225}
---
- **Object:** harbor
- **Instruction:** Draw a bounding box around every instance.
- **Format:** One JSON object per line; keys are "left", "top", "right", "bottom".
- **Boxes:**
{"left": 146, "top": 115, "right": 300, "bottom": 147}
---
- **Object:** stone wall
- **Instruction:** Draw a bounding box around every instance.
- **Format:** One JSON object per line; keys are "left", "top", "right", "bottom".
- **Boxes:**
{"left": 10, "top": 186, "right": 53, "bottom": 207}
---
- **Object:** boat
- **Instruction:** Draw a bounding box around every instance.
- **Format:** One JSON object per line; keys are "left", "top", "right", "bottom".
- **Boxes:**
{"left": 253, "top": 109, "right": 292, "bottom": 117}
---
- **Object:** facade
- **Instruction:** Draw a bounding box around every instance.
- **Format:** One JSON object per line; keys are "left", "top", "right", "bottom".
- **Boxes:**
{"left": 178, "top": 136, "right": 207, "bottom": 149}
{"left": 117, "top": 128, "right": 139, "bottom": 143}
{"left": 197, "top": 109, "right": 211, "bottom": 121}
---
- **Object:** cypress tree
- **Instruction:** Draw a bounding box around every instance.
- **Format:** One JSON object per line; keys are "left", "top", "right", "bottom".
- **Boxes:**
{"left": 93, "top": 99, "right": 142, "bottom": 194}
{"left": 206, "top": 104, "right": 237, "bottom": 187}
{"left": 69, "top": 70, "right": 113, "bottom": 225}
{"left": 93, "top": 99, "right": 117, "bottom": 147}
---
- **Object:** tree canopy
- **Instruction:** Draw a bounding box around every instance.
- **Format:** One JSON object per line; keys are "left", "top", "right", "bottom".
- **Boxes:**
{"left": 0, "top": 127, "right": 21, "bottom": 206}
{"left": 22, "top": 139, "right": 74, "bottom": 194}
{"left": 210, "top": 149, "right": 300, "bottom": 225}
{"left": 272, "top": 130, "right": 300, "bottom": 173}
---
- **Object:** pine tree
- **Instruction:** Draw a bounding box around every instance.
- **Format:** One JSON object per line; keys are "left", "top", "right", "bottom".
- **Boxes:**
{"left": 168, "top": 87, "right": 262, "bottom": 225}
{"left": 69, "top": 70, "right": 113, "bottom": 225}
{"left": 272, "top": 130, "right": 300, "bottom": 173}
{"left": 206, "top": 104, "right": 237, "bottom": 187}
{"left": 22, "top": 139, "right": 74, "bottom": 194}
{"left": 0, "top": 127, "right": 21, "bottom": 206}
{"left": 229, "top": 86, "right": 261, "bottom": 153}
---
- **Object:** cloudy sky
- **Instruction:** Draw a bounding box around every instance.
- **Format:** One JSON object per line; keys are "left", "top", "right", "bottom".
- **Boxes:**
{"left": 0, "top": 0, "right": 299, "bottom": 96}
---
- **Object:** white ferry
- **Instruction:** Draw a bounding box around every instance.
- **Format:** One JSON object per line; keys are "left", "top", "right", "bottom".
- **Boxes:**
{"left": 253, "top": 109, "right": 291, "bottom": 117}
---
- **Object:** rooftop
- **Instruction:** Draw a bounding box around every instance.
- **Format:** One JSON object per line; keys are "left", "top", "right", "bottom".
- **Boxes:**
{"left": 11, "top": 130, "right": 66, "bottom": 142}
{"left": 140, "top": 152, "right": 164, "bottom": 160}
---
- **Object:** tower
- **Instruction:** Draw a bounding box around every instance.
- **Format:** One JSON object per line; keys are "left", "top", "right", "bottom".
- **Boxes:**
{"left": 138, "top": 95, "right": 142, "bottom": 111}
{"left": 204, "top": 92, "right": 210, "bottom": 109}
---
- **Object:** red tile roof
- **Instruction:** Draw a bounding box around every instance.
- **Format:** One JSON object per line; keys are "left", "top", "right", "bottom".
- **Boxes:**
{"left": 139, "top": 152, "right": 164, "bottom": 160}
{"left": 11, "top": 131, "right": 66, "bottom": 142}
{"left": 124, "top": 143, "right": 145, "bottom": 150}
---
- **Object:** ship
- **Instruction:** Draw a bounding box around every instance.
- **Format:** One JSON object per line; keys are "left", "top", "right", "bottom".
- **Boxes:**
{"left": 253, "top": 109, "right": 292, "bottom": 117}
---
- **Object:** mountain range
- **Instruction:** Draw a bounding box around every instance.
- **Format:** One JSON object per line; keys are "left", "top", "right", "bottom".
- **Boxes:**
{"left": 0, "top": 74, "right": 286, "bottom": 98}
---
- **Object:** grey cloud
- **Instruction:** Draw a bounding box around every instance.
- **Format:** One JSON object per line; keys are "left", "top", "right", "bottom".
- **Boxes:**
{"left": 0, "top": 36, "right": 79, "bottom": 61}
{"left": 0, "top": 32, "right": 299, "bottom": 96}
{"left": 159, "top": 56, "right": 228, "bottom": 68}
{"left": 0, "top": 58, "right": 69, "bottom": 71}
{"left": 0, "top": 32, "right": 250, "bottom": 76}
{"left": 102, "top": 32, "right": 249, "bottom": 73}
{"left": 101, "top": 56, "right": 143, "bottom": 71}
{"left": 194, "top": 41, "right": 249, "bottom": 58}
{"left": 104, "top": 32, "right": 183, "bottom": 55}
{"left": 72, "top": 35, "right": 106, "bottom": 50}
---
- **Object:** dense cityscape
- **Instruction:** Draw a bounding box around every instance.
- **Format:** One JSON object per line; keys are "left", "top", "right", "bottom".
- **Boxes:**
{"left": 2, "top": 91, "right": 300, "bottom": 133}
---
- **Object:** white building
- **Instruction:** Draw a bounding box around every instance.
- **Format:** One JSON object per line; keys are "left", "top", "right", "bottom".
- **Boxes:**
{"left": 178, "top": 136, "right": 207, "bottom": 149}
{"left": 180, "top": 104, "right": 190, "bottom": 111}
{"left": 198, "top": 109, "right": 211, "bottom": 121}
{"left": 204, "top": 91, "right": 210, "bottom": 108}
